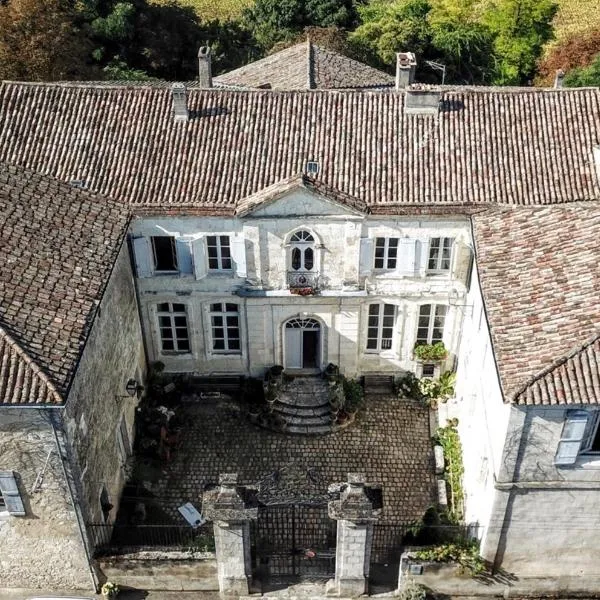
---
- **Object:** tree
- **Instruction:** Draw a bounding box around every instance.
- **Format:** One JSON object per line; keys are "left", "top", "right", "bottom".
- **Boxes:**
{"left": 536, "top": 28, "right": 600, "bottom": 86}
{"left": 243, "top": 0, "right": 361, "bottom": 51}
{"left": 483, "top": 0, "right": 557, "bottom": 85}
{"left": 0, "top": 0, "right": 93, "bottom": 80}
{"left": 564, "top": 53, "right": 600, "bottom": 87}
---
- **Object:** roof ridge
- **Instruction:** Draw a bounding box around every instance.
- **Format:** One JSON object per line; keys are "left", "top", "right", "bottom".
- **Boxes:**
{"left": 510, "top": 330, "right": 600, "bottom": 403}
{"left": 0, "top": 326, "right": 63, "bottom": 405}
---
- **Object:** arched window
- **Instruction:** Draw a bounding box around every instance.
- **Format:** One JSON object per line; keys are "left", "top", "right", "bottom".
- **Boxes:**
{"left": 289, "top": 230, "right": 315, "bottom": 272}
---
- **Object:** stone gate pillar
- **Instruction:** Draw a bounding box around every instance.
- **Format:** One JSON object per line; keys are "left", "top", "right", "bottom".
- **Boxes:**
{"left": 202, "top": 473, "right": 258, "bottom": 595}
{"left": 327, "top": 473, "right": 380, "bottom": 597}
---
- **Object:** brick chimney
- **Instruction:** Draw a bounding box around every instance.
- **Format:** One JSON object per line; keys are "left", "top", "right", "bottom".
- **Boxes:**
{"left": 396, "top": 52, "right": 417, "bottom": 90}
{"left": 554, "top": 69, "right": 565, "bottom": 89}
{"left": 198, "top": 46, "right": 213, "bottom": 88}
{"left": 171, "top": 83, "right": 189, "bottom": 122}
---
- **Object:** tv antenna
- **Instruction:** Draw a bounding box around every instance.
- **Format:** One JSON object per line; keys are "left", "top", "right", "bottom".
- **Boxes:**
{"left": 425, "top": 60, "right": 446, "bottom": 86}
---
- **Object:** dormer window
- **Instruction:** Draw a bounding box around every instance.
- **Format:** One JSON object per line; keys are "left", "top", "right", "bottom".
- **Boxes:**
{"left": 152, "top": 236, "right": 178, "bottom": 272}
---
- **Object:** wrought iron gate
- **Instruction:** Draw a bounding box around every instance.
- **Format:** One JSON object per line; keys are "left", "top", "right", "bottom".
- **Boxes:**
{"left": 252, "top": 503, "right": 337, "bottom": 582}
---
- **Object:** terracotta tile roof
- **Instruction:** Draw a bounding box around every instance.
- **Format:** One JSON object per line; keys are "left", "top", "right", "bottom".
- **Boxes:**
{"left": 234, "top": 174, "right": 369, "bottom": 216}
{"left": 1, "top": 83, "right": 599, "bottom": 209}
{"left": 472, "top": 205, "right": 600, "bottom": 406}
{"left": 0, "top": 327, "right": 63, "bottom": 405}
{"left": 0, "top": 163, "right": 130, "bottom": 404}
{"left": 214, "top": 41, "right": 395, "bottom": 90}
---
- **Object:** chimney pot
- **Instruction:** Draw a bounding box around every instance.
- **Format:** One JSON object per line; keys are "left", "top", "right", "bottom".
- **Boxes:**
{"left": 171, "top": 82, "right": 189, "bottom": 122}
{"left": 396, "top": 51, "right": 417, "bottom": 90}
{"left": 198, "top": 46, "right": 213, "bottom": 88}
{"left": 554, "top": 69, "right": 565, "bottom": 89}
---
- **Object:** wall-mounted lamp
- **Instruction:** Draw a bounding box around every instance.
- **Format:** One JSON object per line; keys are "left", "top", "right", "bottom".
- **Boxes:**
{"left": 115, "top": 378, "right": 144, "bottom": 404}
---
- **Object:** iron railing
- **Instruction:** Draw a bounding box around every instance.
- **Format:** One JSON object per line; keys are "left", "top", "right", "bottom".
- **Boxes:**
{"left": 88, "top": 522, "right": 215, "bottom": 556}
{"left": 287, "top": 271, "right": 319, "bottom": 289}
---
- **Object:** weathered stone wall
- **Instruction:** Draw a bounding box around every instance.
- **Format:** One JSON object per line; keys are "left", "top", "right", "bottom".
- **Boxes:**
{"left": 0, "top": 409, "right": 91, "bottom": 589}
{"left": 98, "top": 554, "right": 218, "bottom": 591}
{"left": 64, "top": 243, "right": 146, "bottom": 528}
{"left": 131, "top": 205, "right": 470, "bottom": 377}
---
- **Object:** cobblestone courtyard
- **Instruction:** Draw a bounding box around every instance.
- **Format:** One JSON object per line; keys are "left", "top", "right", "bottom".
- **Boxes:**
{"left": 144, "top": 393, "right": 436, "bottom": 537}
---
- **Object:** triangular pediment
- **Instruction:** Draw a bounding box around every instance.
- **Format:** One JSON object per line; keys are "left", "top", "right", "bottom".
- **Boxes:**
{"left": 235, "top": 175, "right": 368, "bottom": 218}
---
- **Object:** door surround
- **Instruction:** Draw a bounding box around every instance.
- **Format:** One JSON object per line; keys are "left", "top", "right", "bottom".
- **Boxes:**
{"left": 283, "top": 317, "right": 323, "bottom": 370}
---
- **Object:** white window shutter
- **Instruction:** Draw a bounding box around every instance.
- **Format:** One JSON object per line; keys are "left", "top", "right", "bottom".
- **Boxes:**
{"left": 0, "top": 471, "right": 25, "bottom": 516}
{"left": 191, "top": 237, "right": 207, "bottom": 280}
{"left": 359, "top": 238, "right": 374, "bottom": 275}
{"left": 416, "top": 239, "right": 429, "bottom": 276}
{"left": 395, "top": 239, "right": 417, "bottom": 275}
{"left": 452, "top": 241, "right": 474, "bottom": 287}
{"left": 554, "top": 411, "right": 589, "bottom": 466}
{"left": 132, "top": 237, "right": 153, "bottom": 278}
{"left": 176, "top": 237, "right": 194, "bottom": 275}
{"left": 230, "top": 236, "right": 247, "bottom": 278}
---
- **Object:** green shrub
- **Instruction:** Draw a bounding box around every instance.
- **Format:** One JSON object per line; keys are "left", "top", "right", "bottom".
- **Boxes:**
{"left": 343, "top": 378, "right": 364, "bottom": 413}
{"left": 414, "top": 538, "right": 486, "bottom": 576}
{"left": 413, "top": 341, "right": 449, "bottom": 361}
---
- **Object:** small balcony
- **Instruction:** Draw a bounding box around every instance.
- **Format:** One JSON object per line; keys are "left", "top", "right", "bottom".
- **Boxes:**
{"left": 287, "top": 270, "right": 320, "bottom": 293}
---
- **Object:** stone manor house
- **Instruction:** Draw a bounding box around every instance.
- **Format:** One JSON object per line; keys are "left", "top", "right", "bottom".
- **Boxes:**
{"left": 1, "top": 47, "right": 600, "bottom": 592}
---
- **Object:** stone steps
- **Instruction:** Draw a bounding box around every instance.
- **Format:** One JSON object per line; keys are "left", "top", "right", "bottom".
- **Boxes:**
{"left": 272, "top": 376, "right": 334, "bottom": 435}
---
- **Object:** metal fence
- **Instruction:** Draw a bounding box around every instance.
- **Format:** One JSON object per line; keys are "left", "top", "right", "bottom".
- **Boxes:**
{"left": 88, "top": 522, "right": 215, "bottom": 556}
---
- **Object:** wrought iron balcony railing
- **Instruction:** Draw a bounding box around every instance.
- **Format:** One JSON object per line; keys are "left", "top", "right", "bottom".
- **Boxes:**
{"left": 287, "top": 271, "right": 320, "bottom": 290}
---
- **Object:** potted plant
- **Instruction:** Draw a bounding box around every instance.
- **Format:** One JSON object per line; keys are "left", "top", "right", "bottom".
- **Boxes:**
{"left": 413, "top": 341, "right": 449, "bottom": 362}
{"left": 324, "top": 363, "right": 339, "bottom": 381}
{"left": 343, "top": 378, "right": 364, "bottom": 416}
{"left": 101, "top": 582, "right": 120, "bottom": 599}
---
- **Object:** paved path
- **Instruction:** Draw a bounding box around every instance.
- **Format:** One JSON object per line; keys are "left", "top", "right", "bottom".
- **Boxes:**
{"left": 145, "top": 394, "right": 435, "bottom": 536}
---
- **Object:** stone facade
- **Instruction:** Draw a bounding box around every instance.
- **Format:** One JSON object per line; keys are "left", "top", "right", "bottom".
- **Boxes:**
{"left": 63, "top": 243, "right": 146, "bottom": 529}
{"left": 451, "top": 260, "right": 600, "bottom": 579}
{"left": 131, "top": 189, "right": 470, "bottom": 378}
{"left": 0, "top": 409, "right": 90, "bottom": 589}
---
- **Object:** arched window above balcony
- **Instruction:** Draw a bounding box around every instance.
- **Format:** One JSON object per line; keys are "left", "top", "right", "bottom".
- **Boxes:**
{"left": 289, "top": 230, "right": 315, "bottom": 272}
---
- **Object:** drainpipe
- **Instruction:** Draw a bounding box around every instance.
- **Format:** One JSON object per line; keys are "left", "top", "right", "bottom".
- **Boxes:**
{"left": 48, "top": 408, "right": 100, "bottom": 592}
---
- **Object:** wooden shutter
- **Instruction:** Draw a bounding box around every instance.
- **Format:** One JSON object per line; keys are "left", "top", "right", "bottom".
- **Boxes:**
{"left": 452, "top": 240, "right": 474, "bottom": 288}
{"left": 132, "top": 237, "right": 154, "bottom": 278}
{"left": 191, "top": 236, "right": 207, "bottom": 280}
{"left": 416, "top": 239, "right": 429, "bottom": 276}
{"left": 395, "top": 239, "right": 418, "bottom": 275}
{"left": 175, "top": 237, "right": 194, "bottom": 275}
{"left": 359, "top": 238, "right": 374, "bottom": 276}
{"left": 230, "top": 236, "right": 247, "bottom": 278}
{"left": 0, "top": 471, "right": 25, "bottom": 516}
{"left": 554, "top": 411, "right": 589, "bottom": 466}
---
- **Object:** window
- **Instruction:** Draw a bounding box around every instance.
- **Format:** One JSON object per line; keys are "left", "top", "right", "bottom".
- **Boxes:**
{"left": 117, "top": 415, "right": 131, "bottom": 464}
{"left": 100, "top": 485, "right": 112, "bottom": 524}
{"left": 210, "top": 303, "right": 241, "bottom": 353}
{"left": 555, "top": 411, "right": 600, "bottom": 466}
{"left": 427, "top": 237, "right": 454, "bottom": 273}
{"left": 289, "top": 230, "right": 315, "bottom": 272}
{"left": 416, "top": 304, "right": 447, "bottom": 345}
{"left": 421, "top": 364, "right": 436, "bottom": 378}
{"left": 305, "top": 161, "right": 320, "bottom": 175}
{"left": 152, "top": 236, "right": 178, "bottom": 272}
{"left": 366, "top": 303, "right": 396, "bottom": 352}
{"left": 374, "top": 238, "right": 399, "bottom": 270}
{"left": 0, "top": 471, "right": 25, "bottom": 516}
{"left": 207, "top": 236, "right": 232, "bottom": 271}
{"left": 157, "top": 303, "right": 190, "bottom": 353}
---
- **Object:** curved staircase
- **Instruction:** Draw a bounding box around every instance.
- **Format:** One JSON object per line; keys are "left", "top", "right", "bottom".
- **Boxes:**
{"left": 272, "top": 376, "right": 333, "bottom": 435}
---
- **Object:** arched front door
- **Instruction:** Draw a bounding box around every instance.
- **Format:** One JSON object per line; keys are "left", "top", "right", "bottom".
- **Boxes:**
{"left": 285, "top": 318, "right": 321, "bottom": 370}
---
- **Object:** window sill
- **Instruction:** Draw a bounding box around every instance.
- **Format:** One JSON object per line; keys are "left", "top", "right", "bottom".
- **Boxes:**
{"left": 160, "top": 351, "right": 193, "bottom": 357}
{"left": 364, "top": 350, "right": 398, "bottom": 359}
{"left": 209, "top": 352, "right": 243, "bottom": 357}
{"left": 574, "top": 455, "right": 600, "bottom": 469}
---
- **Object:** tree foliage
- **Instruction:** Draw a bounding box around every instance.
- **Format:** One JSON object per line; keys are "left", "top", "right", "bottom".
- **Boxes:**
{"left": 564, "top": 53, "right": 600, "bottom": 87}
{"left": 243, "top": 0, "right": 361, "bottom": 51}
{"left": 0, "top": 0, "right": 93, "bottom": 80}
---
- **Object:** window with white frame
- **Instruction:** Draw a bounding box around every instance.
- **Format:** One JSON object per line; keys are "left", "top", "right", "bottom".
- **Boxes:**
{"left": 151, "top": 236, "right": 178, "bottom": 272}
{"left": 416, "top": 304, "right": 447, "bottom": 345}
{"left": 209, "top": 303, "right": 241, "bottom": 353}
{"left": 374, "top": 237, "right": 399, "bottom": 270}
{"left": 0, "top": 471, "right": 25, "bottom": 516}
{"left": 427, "top": 237, "right": 454, "bottom": 273}
{"left": 555, "top": 410, "right": 600, "bottom": 466}
{"left": 207, "top": 235, "right": 232, "bottom": 271}
{"left": 157, "top": 303, "right": 190, "bottom": 353}
{"left": 366, "top": 303, "right": 396, "bottom": 352}
{"left": 289, "top": 230, "right": 315, "bottom": 271}
{"left": 0, "top": 489, "right": 5, "bottom": 510}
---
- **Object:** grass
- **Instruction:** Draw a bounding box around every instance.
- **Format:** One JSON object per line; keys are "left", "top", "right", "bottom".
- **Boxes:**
{"left": 150, "top": 0, "right": 254, "bottom": 21}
